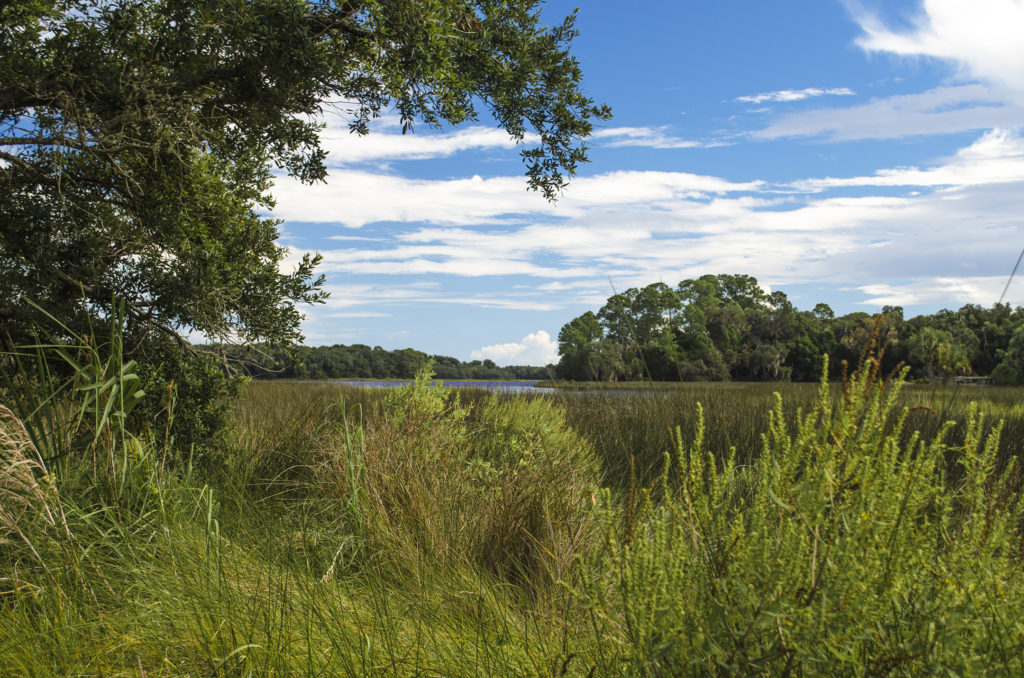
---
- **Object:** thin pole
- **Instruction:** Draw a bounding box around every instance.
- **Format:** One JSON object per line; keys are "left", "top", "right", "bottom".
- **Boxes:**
{"left": 997, "top": 246, "right": 1024, "bottom": 306}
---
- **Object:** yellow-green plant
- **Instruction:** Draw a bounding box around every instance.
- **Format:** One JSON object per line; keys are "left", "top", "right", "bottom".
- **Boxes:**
{"left": 0, "top": 404, "right": 73, "bottom": 591}
{"left": 581, "top": 358, "right": 1024, "bottom": 675}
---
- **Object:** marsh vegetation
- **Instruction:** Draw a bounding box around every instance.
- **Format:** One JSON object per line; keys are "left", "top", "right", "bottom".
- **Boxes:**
{"left": 4, "top": 335, "right": 1024, "bottom": 675}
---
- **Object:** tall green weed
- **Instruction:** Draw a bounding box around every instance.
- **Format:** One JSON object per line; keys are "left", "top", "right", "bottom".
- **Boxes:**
{"left": 580, "top": 359, "right": 1024, "bottom": 675}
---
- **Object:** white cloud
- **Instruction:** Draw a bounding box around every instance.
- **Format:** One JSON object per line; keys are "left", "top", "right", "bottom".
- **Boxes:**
{"left": 282, "top": 128, "right": 1024, "bottom": 311}
{"left": 471, "top": 331, "right": 559, "bottom": 366}
{"left": 754, "top": 84, "right": 1024, "bottom": 140}
{"left": 271, "top": 171, "right": 540, "bottom": 227}
{"left": 270, "top": 168, "right": 761, "bottom": 228}
{"left": 736, "top": 87, "right": 856, "bottom": 104}
{"left": 313, "top": 282, "right": 564, "bottom": 312}
{"left": 319, "top": 120, "right": 539, "bottom": 166}
{"left": 325, "top": 311, "right": 392, "bottom": 318}
{"left": 749, "top": 2, "right": 1024, "bottom": 141}
{"left": 790, "top": 127, "right": 1024, "bottom": 190}
{"left": 854, "top": 0, "right": 1024, "bottom": 99}
{"left": 855, "top": 277, "right": 1012, "bottom": 307}
{"left": 314, "top": 114, "right": 711, "bottom": 165}
{"left": 591, "top": 126, "right": 705, "bottom": 149}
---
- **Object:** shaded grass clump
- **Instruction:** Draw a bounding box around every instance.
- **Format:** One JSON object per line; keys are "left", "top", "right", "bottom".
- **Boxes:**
{"left": 309, "top": 371, "right": 603, "bottom": 591}
{"left": 2, "top": 347, "right": 598, "bottom": 674}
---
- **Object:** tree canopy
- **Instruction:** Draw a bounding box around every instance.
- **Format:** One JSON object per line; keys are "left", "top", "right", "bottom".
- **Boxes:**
{"left": 556, "top": 274, "right": 1024, "bottom": 384}
{"left": 1, "top": 0, "right": 609, "bottom": 445}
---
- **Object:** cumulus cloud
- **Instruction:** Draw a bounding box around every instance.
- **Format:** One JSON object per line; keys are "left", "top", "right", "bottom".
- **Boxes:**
{"left": 471, "top": 331, "right": 559, "bottom": 366}
{"left": 736, "top": 87, "right": 856, "bottom": 104}
{"left": 853, "top": 0, "right": 1024, "bottom": 99}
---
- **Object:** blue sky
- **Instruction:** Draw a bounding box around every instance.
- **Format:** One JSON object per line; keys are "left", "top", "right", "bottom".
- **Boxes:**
{"left": 272, "top": 0, "right": 1024, "bottom": 365}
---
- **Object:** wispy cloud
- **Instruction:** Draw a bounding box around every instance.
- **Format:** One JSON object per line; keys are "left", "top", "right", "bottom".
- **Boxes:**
{"left": 319, "top": 120, "right": 538, "bottom": 166}
{"left": 753, "top": 84, "right": 1024, "bottom": 140}
{"left": 315, "top": 115, "right": 714, "bottom": 165}
{"left": 271, "top": 169, "right": 761, "bottom": 228}
{"left": 325, "top": 311, "right": 392, "bottom": 318}
{"left": 591, "top": 126, "right": 705, "bottom": 149}
{"left": 747, "top": 1, "right": 1024, "bottom": 142}
{"left": 855, "top": 278, "right": 1011, "bottom": 307}
{"left": 736, "top": 87, "right": 856, "bottom": 104}
{"left": 311, "top": 282, "right": 565, "bottom": 312}
{"left": 790, "top": 128, "right": 1024, "bottom": 190}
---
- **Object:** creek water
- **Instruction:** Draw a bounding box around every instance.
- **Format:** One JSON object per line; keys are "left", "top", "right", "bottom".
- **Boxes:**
{"left": 303, "top": 379, "right": 556, "bottom": 394}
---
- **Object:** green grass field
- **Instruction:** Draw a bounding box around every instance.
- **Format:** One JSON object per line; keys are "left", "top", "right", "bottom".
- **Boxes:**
{"left": 4, "top": 359, "right": 1024, "bottom": 675}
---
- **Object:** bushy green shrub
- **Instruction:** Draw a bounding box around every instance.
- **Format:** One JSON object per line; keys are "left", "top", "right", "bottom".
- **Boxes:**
{"left": 991, "top": 362, "right": 1021, "bottom": 386}
{"left": 580, "top": 359, "right": 1024, "bottom": 675}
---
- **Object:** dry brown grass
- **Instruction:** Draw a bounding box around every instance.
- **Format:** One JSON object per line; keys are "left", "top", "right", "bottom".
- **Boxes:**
{"left": 0, "top": 404, "right": 72, "bottom": 587}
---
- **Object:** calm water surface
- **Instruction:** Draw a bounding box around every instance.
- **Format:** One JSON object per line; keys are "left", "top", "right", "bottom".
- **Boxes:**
{"left": 296, "top": 379, "right": 556, "bottom": 394}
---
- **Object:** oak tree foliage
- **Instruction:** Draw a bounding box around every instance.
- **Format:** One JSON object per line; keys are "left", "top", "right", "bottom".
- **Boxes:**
{"left": 0, "top": 0, "right": 610, "bottom": 447}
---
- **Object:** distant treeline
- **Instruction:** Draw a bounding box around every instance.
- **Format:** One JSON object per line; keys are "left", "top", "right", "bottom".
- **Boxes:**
{"left": 556, "top": 273, "right": 1024, "bottom": 384}
{"left": 218, "top": 343, "right": 551, "bottom": 381}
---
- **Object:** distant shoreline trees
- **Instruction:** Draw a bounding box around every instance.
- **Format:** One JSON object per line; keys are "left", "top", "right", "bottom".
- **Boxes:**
{"left": 221, "top": 273, "right": 1024, "bottom": 385}
{"left": 217, "top": 344, "right": 551, "bottom": 381}
{"left": 555, "top": 274, "right": 1024, "bottom": 384}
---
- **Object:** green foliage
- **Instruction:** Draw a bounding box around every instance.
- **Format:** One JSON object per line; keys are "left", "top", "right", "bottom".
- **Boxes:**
{"left": 579, "top": 360, "right": 1024, "bottom": 675}
{"left": 906, "top": 327, "right": 971, "bottom": 381}
{"left": 223, "top": 341, "right": 551, "bottom": 380}
{"left": 557, "top": 311, "right": 606, "bottom": 380}
{"left": 992, "top": 325, "right": 1024, "bottom": 385}
{"left": 2, "top": 303, "right": 148, "bottom": 466}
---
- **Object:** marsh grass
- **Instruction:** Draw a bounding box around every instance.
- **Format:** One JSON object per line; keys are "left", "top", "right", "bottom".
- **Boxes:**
{"left": 550, "top": 380, "right": 1024, "bottom": 495}
{"left": 4, "top": 337, "right": 1024, "bottom": 675}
